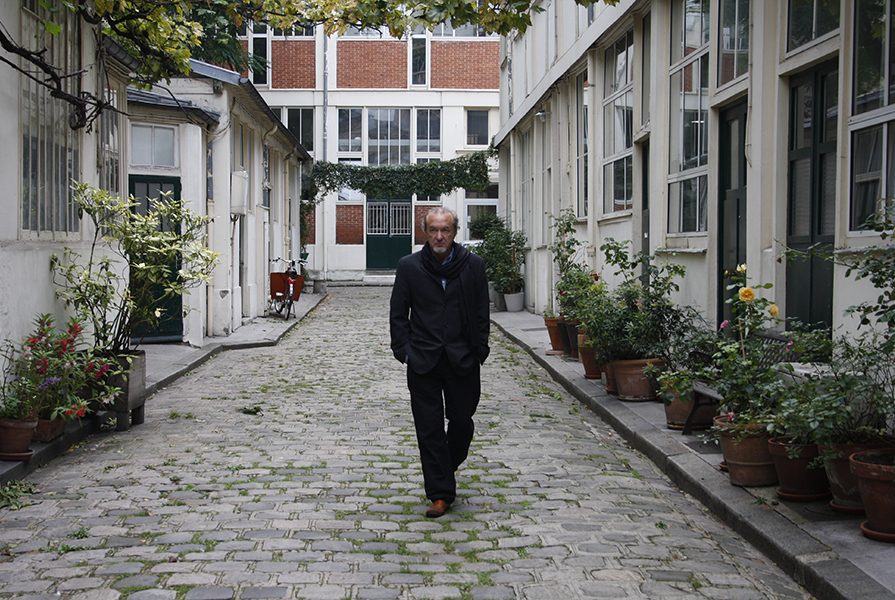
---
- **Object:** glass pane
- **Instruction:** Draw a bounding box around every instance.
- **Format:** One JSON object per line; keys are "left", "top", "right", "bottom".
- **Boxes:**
{"left": 624, "top": 155, "right": 633, "bottom": 204}
{"left": 669, "top": 69, "right": 682, "bottom": 171}
{"left": 788, "top": 0, "right": 813, "bottom": 50}
{"left": 613, "top": 158, "right": 627, "bottom": 211}
{"left": 888, "top": 125, "right": 895, "bottom": 207}
{"left": 467, "top": 205, "right": 497, "bottom": 240}
{"left": 819, "top": 151, "right": 836, "bottom": 235}
{"left": 671, "top": 0, "right": 683, "bottom": 63}
{"left": 790, "top": 157, "right": 812, "bottom": 236}
{"left": 681, "top": 176, "right": 698, "bottom": 232}
{"left": 851, "top": 126, "right": 883, "bottom": 229}
{"left": 816, "top": 0, "right": 840, "bottom": 37}
{"left": 684, "top": 0, "right": 707, "bottom": 56}
{"left": 791, "top": 82, "right": 813, "bottom": 150}
{"left": 681, "top": 61, "right": 701, "bottom": 169}
{"left": 668, "top": 181, "right": 681, "bottom": 232}
{"left": 412, "top": 37, "right": 427, "bottom": 85}
{"left": 431, "top": 110, "right": 441, "bottom": 152}
{"left": 699, "top": 55, "right": 709, "bottom": 166}
{"left": 626, "top": 31, "right": 634, "bottom": 86}
{"left": 252, "top": 38, "right": 267, "bottom": 85}
{"left": 642, "top": 14, "right": 651, "bottom": 124}
{"left": 132, "top": 125, "right": 152, "bottom": 165}
{"left": 153, "top": 127, "right": 175, "bottom": 167}
{"left": 467, "top": 110, "right": 489, "bottom": 145}
{"left": 729, "top": 116, "right": 740, "bottom": 189}
{"left": 719, "top": 0, "right": 737, "bottom": 85}
{"left": 822, "top": 70, "right": 838, "bottom": 144}
{"left": 735, "top": 0, "right": 750, "bottom": 78}
{"left": 300, "top": 109, "right": 314, "bottom": 151}
{"left": 697, "top": 174, "right": 708, "bottom": 231}
{"left": 603, "top": 101, "right": 614, "bottom": 156}
{"left": 338, "top": 109, "right": 351, "bottom": 151}
{"left": 604, "top": 163, "right": 614, "bottom": 213}
{"left": 854, "top": 0, "right": 885, "bottom": 115}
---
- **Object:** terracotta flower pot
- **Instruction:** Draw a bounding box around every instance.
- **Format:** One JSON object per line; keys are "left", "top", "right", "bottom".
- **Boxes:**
{"left": 767, "top": 438, "right": 830, "bottom": 502}
{"left": 819, "top": 442, "right": 889, "bottom": 514}
{"left": 33, "top": 418, "right": 66, "bottom": 443}
{"left": 0, "top": 417, "right": 38, "bottom": 461}
{"left": 664, "top": 393, "right": 715, "bottom": 431}
{"left": 611, "top": 358, "right": 664, "bottom": 402}
{"left": 556, "top": 318, "right": 572, "bottom": 356}
{"left": 850, "top": 448, "right": 895, "bottom": 543}
{"left": 578, "top": 343, "right": 602, "bottom": 380}
{"left": 544, "top": 317, "right": 565, "bottom": 356}
{"left": 715, "top": 417, "right": 777, "bottom": 487}
{"left": 603, "top": 362, "right": 617, "bottom": 395}
{"left": 564, "top": 320, "right": 580, "bottom": 359}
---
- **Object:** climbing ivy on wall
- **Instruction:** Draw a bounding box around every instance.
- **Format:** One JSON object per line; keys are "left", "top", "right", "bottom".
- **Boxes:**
{"left": 309, "top": 148, "right": 495, "bottom": 200}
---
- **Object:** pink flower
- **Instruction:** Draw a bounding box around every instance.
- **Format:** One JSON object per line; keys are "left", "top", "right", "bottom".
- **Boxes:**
{"left": 785, "top": 340, "right": 794, "bottom": 352}
{"left": 719, "top": 320, "right": 730, "bottom": 331}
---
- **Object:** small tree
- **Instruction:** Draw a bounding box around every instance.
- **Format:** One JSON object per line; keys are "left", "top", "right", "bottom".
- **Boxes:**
{"left": 51, "top": 183, "right": 218, "bottom": 355}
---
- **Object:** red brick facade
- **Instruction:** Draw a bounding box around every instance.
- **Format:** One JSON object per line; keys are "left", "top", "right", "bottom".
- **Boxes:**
{"left": 431, "top": 41, "right": 499, "bottom": 89}
{"left": 271, "top": 40, "right": 316, "bottom": 88}
{"left": 304, "top": 205, "right": 316, "bottom": 245}
{"left": 336, "top": 205, "right": 364, "bottom": 244}
{"left": 337, "top": 41, "right": 408, "bottom": 88}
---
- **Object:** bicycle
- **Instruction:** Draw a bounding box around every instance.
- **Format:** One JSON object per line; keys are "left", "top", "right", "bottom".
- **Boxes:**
{"left": 269, "top": 257, "right": 304, "bottom": 319}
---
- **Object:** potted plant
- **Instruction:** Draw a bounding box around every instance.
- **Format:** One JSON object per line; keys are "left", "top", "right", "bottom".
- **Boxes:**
{"left": 472, "top": 216, "right": 509, "bottom": 309}
{"left": 51, "top": 183, "right": 217, "bottom": 430}
{"left": 542, "top": 307, "right": 564, "bottom": 356}
{"left": 0, "top": 315, "right": 118, "bottom": 457}
{"left": 548, "top": 208, "right": 587, "bottom": 354}
{"left": 594, "top": 239, "right": 688, "bottom": 401}
{"left": 556, "top": 264, "right": 593, "bottom": 359}
{"left": 653, "top": 322, "right": 718, "bottom": 430}
{"left": 570, "top": 279, "right": 608, "bottom": 379}
{"left": 488, "top": 227, "right": 527, "bottom": 311}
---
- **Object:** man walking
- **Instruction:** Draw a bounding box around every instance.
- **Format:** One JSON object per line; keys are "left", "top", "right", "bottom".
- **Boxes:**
{"left": 389, "top": 207, "right": 490, "bottom": 518}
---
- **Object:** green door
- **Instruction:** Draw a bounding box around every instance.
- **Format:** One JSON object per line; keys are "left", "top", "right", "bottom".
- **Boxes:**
{"left": 128, "top": 175, "right": 184, "bottom": 343}
{"left": 718, "top": 101, "right": 748, "bottom": 325}
{"left": 366, "top": 200, "right": 412, "bottom": 269}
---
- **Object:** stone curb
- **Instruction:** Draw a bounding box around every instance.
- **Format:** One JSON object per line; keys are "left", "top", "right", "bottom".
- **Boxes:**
{"left": 0, "top": 294, "right": 327, "bottom": 487}
{"left": 491, "top": 317, "right": 892, "bottom": 600}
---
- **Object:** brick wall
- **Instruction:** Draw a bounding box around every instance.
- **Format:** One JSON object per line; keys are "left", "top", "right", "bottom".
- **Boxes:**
{"left": 305, "top": 205, "right": 316, "bottom": 245}
{"left": 336, "top": 205, "right": 364, "bottom": 244}
{"left": 431, "top": 41, "right": 499, "bottom": 89}
{"left": 271, "top": 40, "right": 316, "bottom": 88}
{"left": 337, "top": 41, "right": 408, "bottom": 88}
{"left": 414, "top": 205, "right": 436, "bottom": 245}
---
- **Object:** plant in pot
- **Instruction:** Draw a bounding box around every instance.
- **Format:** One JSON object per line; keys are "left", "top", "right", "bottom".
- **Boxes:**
{"left": 704, "top": 266, "right": 785, "bottom": 487}
{"left": 472, "top": 217, "right": 509, "bottom": 309}
{"left": 548, "top": 208, "right": 586, "bottom": 353}
{"left": 596, "top": 239, "right": 689, "bottom": 401}
{"left": 542, "top": 307, "right": 564, "bottom": 356}
{"left": 0, "top": 315, "right": 118, "bottom": 457}
{"left": 556, "top": 264, "right": 594, "bottom": 360}
{"left": 572, "top": 280, "right": 609, "bottom": 380}
{"left": 51, "top": 183, "right": 218, "bottom": 431}
{"left": 652, "top": 321, "right": 718, "bottom": 431}
{"left": 489, "top": 228, "right": 527, "bottom": 312}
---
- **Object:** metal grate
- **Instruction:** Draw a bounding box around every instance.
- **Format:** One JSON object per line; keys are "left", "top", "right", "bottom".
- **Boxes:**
{"left": 390, "top": 203, "right": 412, "bottom": 236}
{"left": 367, "top": 202, "right": 389, "bottom": 235}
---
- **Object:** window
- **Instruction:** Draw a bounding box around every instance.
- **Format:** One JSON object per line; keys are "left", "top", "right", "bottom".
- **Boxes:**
{"left": 368, "top": 108, "right": 411, "bottom": 165}
{"left": 249, "top": 23, "right": 269, "bottom": 85}
{"left": 21, "top": 0, "right": 80, "bottom": 233}
{"left": 338, "top": 108, "right": 363, "bottom": 153}
{"left": 262, "top": 144, "right": 271, "bottom": 208}
{"left": 432, "top": 21, "right": 493, "bottom": 37}
{"left": 518, "top": 129, "right": 533, "bottom": 235}
{"left": 668, "top": 0, "right": 710, "bottom": 232}
{"left": 788, "top": 0, "right": 839, "bottom": 51}
{"left": 287, "top": 108, "right": 314, "bottom": 152}
{"left": 272, "top": 24, "right": 315, "bottom": 37}
{"left": 416, "top": 109, "right": 441, "bottom": 153}
{"left": 465, "top": 184, "right": 499, "bottom": 240}
{"left": 719, "top": 0, "right": 750, "bottom": 85}
{"left": 411, "top": 35, "right": 428, "bottom": 86}
{"left": 642, "top": 13, "right": 651, "bottom": 126}
{"left": 132, "top": 125, "right": 177, "bottom": 168}
{"left": 417, "top": 158, "right": 441, "bottom": 202}
{"left": 466, "top": 110, "right": 489, "bottom": 146}
{"left": 603, "top": 31, "right": 634, "bottom": 214}
{"left": 98, "top": 86, "right": 122, "bottom": 195}
{"left": 577, "top": 72, "right": 589, "bottom": 217}
{"left": 853, "top": 0, "right": 895, "bottom": 115}
{"left": 337, "top": 158, "right": 364, "bottom": 202}
{"left": 343, "top": 26, "right": 386, "bottom": 37}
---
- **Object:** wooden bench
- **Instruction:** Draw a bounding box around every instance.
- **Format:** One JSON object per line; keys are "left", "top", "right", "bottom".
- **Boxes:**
{"left": 681, "top": 331, "right": 796, "bottom": 435}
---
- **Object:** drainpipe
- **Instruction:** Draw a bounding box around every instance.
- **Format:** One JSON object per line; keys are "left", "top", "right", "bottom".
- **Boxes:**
{"left": 320, "top": 29, "right": 330, "bottom": 282}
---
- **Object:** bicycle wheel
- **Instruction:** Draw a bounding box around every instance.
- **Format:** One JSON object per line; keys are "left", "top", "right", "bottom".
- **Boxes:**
{"left": 271, "top": 297, "right": 285, "bottom": 316}
{"left": 283, "top": 298, "right": 293, "bottom": 320}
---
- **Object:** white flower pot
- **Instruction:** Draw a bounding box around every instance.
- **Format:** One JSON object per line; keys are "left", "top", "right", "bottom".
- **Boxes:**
{"left": 504, "top": 292, "right": 524, "bottom": 312}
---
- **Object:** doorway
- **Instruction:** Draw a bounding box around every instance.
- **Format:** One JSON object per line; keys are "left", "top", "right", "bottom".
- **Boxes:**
{"left": 366, "top": 200, "right": 412, "bottom": 269}
{"left": 718, "top": 101, "right": 748, "bottom": 324}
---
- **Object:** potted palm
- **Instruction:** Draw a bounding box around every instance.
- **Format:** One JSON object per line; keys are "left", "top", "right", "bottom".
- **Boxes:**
{"left": 51, "top": 183, "right": 217, "bottom": 430}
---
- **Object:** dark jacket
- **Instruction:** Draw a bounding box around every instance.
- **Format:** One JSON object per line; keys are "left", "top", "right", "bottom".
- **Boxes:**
{"left": 389, "top": 243, "right": 490, "bottom": 375}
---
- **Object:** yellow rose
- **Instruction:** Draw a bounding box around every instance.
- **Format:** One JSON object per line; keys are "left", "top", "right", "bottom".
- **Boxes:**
{"left": 738, "top": 287, "right": 756, "bottom": 302}
{"left": 736, "top": 263, "right": 747, "bottom": 273}
{"left": 768, "top": 304, "right": 779, "bottom": 317}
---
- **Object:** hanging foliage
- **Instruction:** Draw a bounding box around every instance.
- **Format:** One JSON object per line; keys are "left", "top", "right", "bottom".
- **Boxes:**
{"left": 310, "top": 148, "right": 496, "bottom": 200}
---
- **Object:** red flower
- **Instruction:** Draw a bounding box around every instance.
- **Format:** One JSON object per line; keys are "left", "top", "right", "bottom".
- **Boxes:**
{"left": 35, "top": 357, "right": 49, "bottom": 374}
{"left": 65, "top": 408, "right": 75, "bottom": 417}
{"left": 26, "top": 336, "right": 39, "bottom": 347}
{"left": 76, "top": 405, "right": 86, "bottom": 418}
{"left": 68, "top": 322, "right": 83, "bottom": 336}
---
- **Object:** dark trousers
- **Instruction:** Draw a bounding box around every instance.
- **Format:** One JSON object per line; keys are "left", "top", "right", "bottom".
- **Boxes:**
{"left": 407, "top": 353, "right": 481, "bottom": 503}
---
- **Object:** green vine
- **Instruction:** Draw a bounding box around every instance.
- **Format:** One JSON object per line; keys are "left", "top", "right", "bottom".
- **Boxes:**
{"left": 309, "top": 148, "right": 495, "bottom": 199}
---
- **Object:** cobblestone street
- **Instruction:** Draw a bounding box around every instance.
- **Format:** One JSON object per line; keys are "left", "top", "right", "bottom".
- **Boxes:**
{"left": 0, "top": 287, "right": 812, "bottom": 600}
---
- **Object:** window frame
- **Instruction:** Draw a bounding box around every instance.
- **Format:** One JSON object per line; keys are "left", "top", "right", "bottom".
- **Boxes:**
{"left": 286, "top": 107, "right": 315, "bottom": 154}
{"left": 410, "top": 33, "right": 429, "bottom": 87}
{"left": 602, "top": 29, "right": 635, "bottom": 215}
{"left": 576, "top": 71, "right": 589, "bottom": 218}
{"left": 667, "top": 0, "right": 710, "bottom": 234}
{"left": 416, "top": 108, "right": 442, "bottom": 154}
{"left": 367, "top": 108, "right": 412, "bottom": 166}
{"left": 130, "top": 124, "right": 179, "bottom": 169}
{"left": 718, "top": 0, "right": 750, "bottom": 87}
{"left": 247, "top": 23, "right": 271, "bottom": 86}
{"left": 466, "top": 109, "right": 490, "bottom": 147}
{"left": 786, "top": 0, "right": 841, "bottom": 53}
{"left": 338, "top": 107, "right": 364, "bottom": 155}
{"left": 464, "top": 184, "right": 499, "bottom": 241}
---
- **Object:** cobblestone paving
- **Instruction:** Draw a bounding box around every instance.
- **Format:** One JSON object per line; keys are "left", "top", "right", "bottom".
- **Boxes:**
{"left": 0, "top": 287, "right": 812, "bottom": 600}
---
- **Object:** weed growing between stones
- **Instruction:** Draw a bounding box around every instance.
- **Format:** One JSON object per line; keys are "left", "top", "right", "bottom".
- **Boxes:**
{"left": 0, "top": 480, "right": 35, "bottom": 509}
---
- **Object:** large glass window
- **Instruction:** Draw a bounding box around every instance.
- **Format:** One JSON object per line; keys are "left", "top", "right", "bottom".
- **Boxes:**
{"left": 132, "top": 125, "right": 177, "bottom": 168}
{"left": 669, "top": 0, "right": 710, "bottom": 232}
{"left": 20, "top": 0, "right": 80, "bottom": 233}
{"left": 287, "top": 108, "right": 314, "bottom": 153}
{"left": 466, "top": 110, "right": 490, "bottom": 146}
{"left": 603, "top": 31, "right": 634, "bottom": 214}
{"left": 854, "top": 0, "right": 895, "bottom": 115}
{"left": 416, "top": 109, "right": 441, "bottom": 153}
{"left": 577, "top": 72, "right": 589, "bottom": 217}
{"left": 368, "top": 108, "right": 411, "bottom": 165}
{"left": 788, "top": 0, "right": 839, "bottom": 51}
{"left": 719, "top": 0, "right": 750, "bottom": 85}
{"left": 249, "top": 23, "right": 269, "bottom": 85}
{"left": 851, "top": 123, "right": 895, "bottom": 229}
{"left": 642, "top": 13, "right": 651, "bottom": 126}
{"left": 338, "top": 108, "right": 363, "bottom": 153}
{"left": 465, "top": 184, "right": 499, "bottom": 240}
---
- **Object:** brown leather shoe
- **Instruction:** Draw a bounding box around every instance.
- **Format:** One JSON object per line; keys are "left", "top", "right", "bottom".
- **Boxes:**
{"left": 425, "top": 499, "right": 450, "bottom": 518}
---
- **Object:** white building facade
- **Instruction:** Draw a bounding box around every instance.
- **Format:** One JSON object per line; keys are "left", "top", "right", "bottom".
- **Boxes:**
{"left": 247, "top": 23, "right": 501, "bottom": 280}
{"left": 496, "top": 0, "right": 892, "bottom": 334}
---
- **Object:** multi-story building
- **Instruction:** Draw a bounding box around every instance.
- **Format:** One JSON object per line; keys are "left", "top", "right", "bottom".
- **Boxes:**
{"left": 496, "top": 0, "right": 892, "bottom": 335}
{"left": 245, "top": 22, "right": 501, "bottom": 280}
